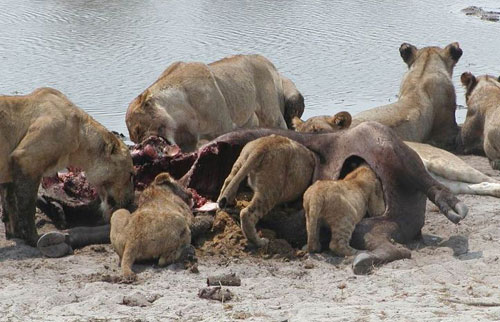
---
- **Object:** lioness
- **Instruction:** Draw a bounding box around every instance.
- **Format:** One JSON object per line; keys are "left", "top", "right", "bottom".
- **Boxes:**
{"left": 352, "top": 42, "right": 463, "bottom": 151}
{"left": 294, "top": 113, "right": 500, "bottom": 198}
{"left": 110, "top": 173, "right": 194, "bottom": 278}
{"left": 304, "top": 163, "right": 385, "bottom": 256}
{"left": 217, "top": 135, "right": 316, "bottom": 248}
{"left": 126, "top": 54, "right": 304, "bottom": 151}
{"left": 460, "top": 72, "right": 500, "bottom": 170}
{"left": 0, "top": 88, "right": 134, "bottom": 246}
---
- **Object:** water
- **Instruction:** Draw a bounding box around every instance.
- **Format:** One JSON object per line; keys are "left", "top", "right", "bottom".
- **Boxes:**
{"left": 1, "top": 0, "right": 499, "bottom": 134}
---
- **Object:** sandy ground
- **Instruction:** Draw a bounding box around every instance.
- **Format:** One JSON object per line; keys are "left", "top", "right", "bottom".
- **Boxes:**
{"left": 1, "top": 155, "right": 500, "bottom": 322}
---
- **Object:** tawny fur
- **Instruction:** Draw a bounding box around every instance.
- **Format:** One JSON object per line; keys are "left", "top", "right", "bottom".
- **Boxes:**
{"left": 217, "top": 135, "right": 316, "bottom": 248}
{"left": 292, "top": 111, "right": 351, "bottom": 133}
{"left": 460, "top": 72, "right": 500, "bottom": 170}
{"left": 126, "top": 54, "right": 304, "bottom": 151}
{"left": 352, "top": 43, "right": 462, "bottom": 151}
{"left": 0, "top": 88, "right": 134, "bottom": 245}
{"left": 304, "top": 164, "right": 385, "bottom": 256}
{"left": 110, "top": 173, "right": 193, "bottom": 278}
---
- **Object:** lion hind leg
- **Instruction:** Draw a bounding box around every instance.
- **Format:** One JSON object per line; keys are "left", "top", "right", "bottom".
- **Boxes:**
{"left": 120, "top": 244, "right": 137, "bottom": 278}
{"left": 304, "top": 202, "right": 322, "bottom": 253}
{"left": 328, "top": 216, "right": 360, "bottom": 257}
{"left": 240, "top": 192, "right": 272, "bottom": 248}
{"left": 158, "top": 226, "right": 191, "bottom": 267}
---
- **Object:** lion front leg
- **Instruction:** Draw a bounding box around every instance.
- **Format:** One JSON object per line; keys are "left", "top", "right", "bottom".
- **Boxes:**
{"left": 10, "top": 170, "right": 41, "bottom": 246}
{"left": 0, "top": 182, "right": 16, "bottom": 239}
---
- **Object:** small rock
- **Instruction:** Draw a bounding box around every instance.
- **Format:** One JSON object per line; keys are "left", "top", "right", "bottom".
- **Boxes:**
{"left": 304, "top": 260, "right": 315, "bottom": 269}
{"left": 122, "top": 293, "right": 152, "bottom": 307}
{"left": 198, "top": 287, "right": 233, "bottom": 302}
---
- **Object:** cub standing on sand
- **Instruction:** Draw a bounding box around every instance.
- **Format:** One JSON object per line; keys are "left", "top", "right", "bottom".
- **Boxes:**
{"left": 0, "top": 88, "right": 134, "bottom": 246}
{"left": 217, "top": 135, "right": 316, "bottom": 248}
{"left": 126, "top": 54, "right": 304, "bottom": 151}
{"left": 110, "top": 173, "right": 194, "bottom": 278}
{"left": 304, "top": 163, "right": 385, "bottom": 256}
{"left": 460, "top": 72, "right": 500, "bottom": 170}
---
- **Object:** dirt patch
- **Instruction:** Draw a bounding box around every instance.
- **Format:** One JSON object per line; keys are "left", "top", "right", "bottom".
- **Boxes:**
{"left": 197, "top": 197, "right": 298, "bottom": 260}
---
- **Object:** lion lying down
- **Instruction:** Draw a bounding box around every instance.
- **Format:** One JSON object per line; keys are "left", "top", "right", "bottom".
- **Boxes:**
{"left": 304, "top": 163, "right": 385, "bottom": 257}
{"left": 110, "top": 173, "right": 194, "bottom": 278}
{"left": 293, "top": 113, "right": 500, "bottom": 198}
{"left": 460, "top": 72, "right": 500, "bottom": 170}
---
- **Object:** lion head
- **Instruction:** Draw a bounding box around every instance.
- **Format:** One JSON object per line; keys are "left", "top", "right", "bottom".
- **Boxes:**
{"left": 399, "top": 42, "right": 462, "bottom": 74}
{"left": 94, "top": 134, "right": 135, "bottom": 222}
{"left": 126, "top": 91, "right": 171, "bottom": 144}
{"left": 292, "top": 111, "right": 352, "bottom": 134}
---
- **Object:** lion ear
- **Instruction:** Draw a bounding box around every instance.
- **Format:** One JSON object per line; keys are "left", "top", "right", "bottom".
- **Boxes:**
{"left": 497, "top": 75, "right": 500, "bottom": 83}
{"left": 291, "top": 116, "right": 304, "bottom": 129}
{"left": 154, "top": 172, "right": 175, "bottom": 186}
{"left": 138, "top": 91, "right": 154, "bottom": 111}
{"left": 328, "top": 111, "right": 352, "bottom": 129}
{"left": 460, "top": 72, "right": 476, "bottom": 88}
{"left": 446, "top": 42, "right": 462, "bottom": 62}
{"left": 399, "top": 43, "right": 418, "bottom": 67}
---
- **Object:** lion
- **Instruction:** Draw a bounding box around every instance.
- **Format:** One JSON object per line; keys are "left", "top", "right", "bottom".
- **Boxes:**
{"left": 304, "top": 163, "right": 385, "bottom": 256}
{"left": 292, "top": 111, "right": 351, "bottom": 133}
{"left": 126, "top": 54, "right": 304, "bottom": 151}
{"left": 110, "top": 172, "right": 194, "bottom": 278}
{"left": 293, "top": 113, "right": 500, "bottom": 198}
{"left": 217, "top": 135, "right": 317, "bottom": 248}
{"left": 351, "top": 42, "right": 463, "bottom": 151}
{"left": 0, "top": 88, "right": 134, "bottom": 246}
{"left": 460, "top": 72, "right": 500, "bottom": 170}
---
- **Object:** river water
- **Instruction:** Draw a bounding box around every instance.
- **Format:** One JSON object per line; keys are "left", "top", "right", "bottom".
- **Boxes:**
{"left": 1, "top": 0, "right": 499, "bottom": 134}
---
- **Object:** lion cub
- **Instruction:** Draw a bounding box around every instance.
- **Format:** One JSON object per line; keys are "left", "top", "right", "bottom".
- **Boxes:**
{"left": 110, "top": 172, "right": 194, "bottom": 278}
{"left": 292, "top": 111, "right": 351, "bottom": 133}
{"left": 303, "top": 163, "right": 385, "bottom": 256}
{"left": 217, "top": 135, "right": 316, "bottom": 248}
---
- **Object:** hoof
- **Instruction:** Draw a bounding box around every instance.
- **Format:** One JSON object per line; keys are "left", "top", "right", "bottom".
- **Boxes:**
{"left": 37, "top": 232, "right": 73, "bottom": 258}
{"left": 352, "top": 252, "right": 376, "bottom": 275}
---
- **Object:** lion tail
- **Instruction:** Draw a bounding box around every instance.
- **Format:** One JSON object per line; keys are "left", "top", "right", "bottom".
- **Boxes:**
{"left": 217, "top": 151, "right": 263, "bottom": 208}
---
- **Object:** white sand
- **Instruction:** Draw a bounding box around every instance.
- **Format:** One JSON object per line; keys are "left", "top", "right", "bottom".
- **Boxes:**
{"left": 1, "top": 155, "right": 500, "bottom": 322}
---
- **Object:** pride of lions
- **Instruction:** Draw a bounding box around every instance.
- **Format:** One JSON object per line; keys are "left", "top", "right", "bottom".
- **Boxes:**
{"left": 1, "top": 42, "right": 499, "bottom": 277}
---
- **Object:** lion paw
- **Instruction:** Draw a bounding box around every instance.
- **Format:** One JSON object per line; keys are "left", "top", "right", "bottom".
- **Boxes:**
{"left": 251, "top": 237, "right": 269, "bottom": 249}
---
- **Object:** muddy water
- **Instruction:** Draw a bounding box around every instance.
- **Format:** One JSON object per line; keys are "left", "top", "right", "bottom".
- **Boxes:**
{"left": 0, "top": 0, "right": 499, "bottom": 134}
